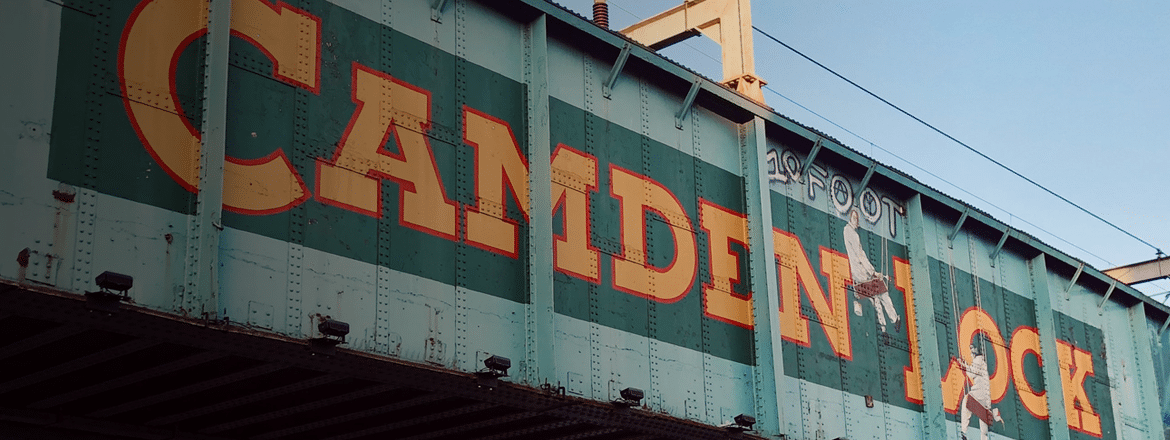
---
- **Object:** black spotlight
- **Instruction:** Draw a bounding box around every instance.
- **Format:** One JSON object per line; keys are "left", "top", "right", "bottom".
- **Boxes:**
{"left": 734, "top": 414, "right": 755, "bottom": 428}
{"left": 475, "top": 355, "right": 511, "bottom": 389}
{"left": 309, "top": 318, "right": 349, "bottom": 356}
{"left": 318, "top": 319, "right": 350, "bottom": 341}
{"left": 613, "top": 387, "right": 643, "bottom": 408}
{"left": 484, "top": 355, "right": 510, "bottom": 374}
{"left": 725, "top": 414, "right": 756, "bottom": 433}
{"left": 95, "top": 271, "right": 133, "bottom": 293}
{"left": 85, "top": 271, "right": 133, "bottom": 313}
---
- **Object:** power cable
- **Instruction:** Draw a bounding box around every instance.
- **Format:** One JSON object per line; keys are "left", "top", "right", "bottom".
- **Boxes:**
{"left": 751, "top": 25, "right": 1164, "bottom": 256}
{"left": 762, "top": 85, "right": 1117, "bottom": 268}
{"left": 589, "top": 1, "right": 1169, "bottom": 296}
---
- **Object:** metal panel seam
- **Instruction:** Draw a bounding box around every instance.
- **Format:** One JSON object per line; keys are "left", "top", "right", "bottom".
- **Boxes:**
{"left": 743, "top": 116, "right": 784, "bottom": 436}
{"left": 1031, "top": 254, "right": 1072, "bottom": 440}
{"left": 524, "top": 12, "right": 555, "bottom": 386}
{"left": 906, "top": 194, "right": 945, "bottom": 439}
{"left": 1129, "top": 302, "right": 1163, "bottom": 440}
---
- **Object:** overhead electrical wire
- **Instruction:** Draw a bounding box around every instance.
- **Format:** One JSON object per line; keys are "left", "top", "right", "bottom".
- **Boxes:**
{"left": 599, "top": 2, "right": 1165, "bottom": 292}
{"left": 751, "top": 25, "right": 1164, "bottom": 257}
{"left": 761, "top": 85, "right": 1116, "bottom": 267}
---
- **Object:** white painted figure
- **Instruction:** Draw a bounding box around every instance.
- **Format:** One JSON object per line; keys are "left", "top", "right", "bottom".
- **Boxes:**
{"left": 843, "top": 208, "right": 900, "bottom": 332}
{"left": 959, "top": 343, "right": 1001, "bottom": 440}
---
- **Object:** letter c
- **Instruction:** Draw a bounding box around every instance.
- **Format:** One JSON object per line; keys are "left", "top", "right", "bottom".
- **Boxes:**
{"left": 119, "top": 0, "right": 319, "bottom": 214}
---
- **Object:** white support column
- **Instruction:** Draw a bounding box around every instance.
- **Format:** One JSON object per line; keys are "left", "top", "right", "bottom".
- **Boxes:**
{"left": 1129, "top": 303, "right": 1165, "bottom": 440}
{"left": 742, "top": 116, "right": 785, "bottom": 436}
{"left": 1031, "top": 254, "right": 1072, "bottom": 440}
{"left": 906, "top": 194, "right": 946, "bottom": 439}
{"left": 524, "top": 13, "right": 555, "bottom": 386}
{"left": 620, "top": 0, "right": 766, "bottom": 103}
{"left": 182, "top": 0, "right": 229, "bottom": 318}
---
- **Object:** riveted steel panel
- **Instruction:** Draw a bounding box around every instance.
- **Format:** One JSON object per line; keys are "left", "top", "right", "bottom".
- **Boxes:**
{"left": 5, "top": 1, "right": 1167, "bottom": 439}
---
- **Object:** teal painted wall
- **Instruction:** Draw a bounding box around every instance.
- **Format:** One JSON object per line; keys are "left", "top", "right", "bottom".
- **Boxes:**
{"left": 1, "top": 0, "right": 1167, "bottom": 438}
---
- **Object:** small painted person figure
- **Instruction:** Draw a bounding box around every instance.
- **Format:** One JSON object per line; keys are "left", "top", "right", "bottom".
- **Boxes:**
{"left": 842, "top": 208, "right": 900, "bottom": 332}
{"left": 959, "top": 343, "right": 998, "bottom": 440}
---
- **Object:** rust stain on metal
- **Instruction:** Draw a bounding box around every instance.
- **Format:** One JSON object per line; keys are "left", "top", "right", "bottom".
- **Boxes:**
{"left": 165, "top": 233, "right": 174, "bottom": 245}
{"left": 49, "top": 184, "right": 76, "bottom": 281}
{"left": 17, "top": 248, "right": 30, "bottom": 267}
{"left": 16, "top": 247, "right": 29, "bottom": 283}
{"left": 52, "top": 190, "right": 75, "bottom": 203}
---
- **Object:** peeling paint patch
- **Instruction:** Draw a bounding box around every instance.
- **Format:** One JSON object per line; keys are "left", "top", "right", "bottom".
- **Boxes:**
{"left": 52, "top": 190, "right": 75, "bottom": 203}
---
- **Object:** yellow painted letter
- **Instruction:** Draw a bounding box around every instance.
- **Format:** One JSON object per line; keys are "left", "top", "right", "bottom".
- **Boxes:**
{"left": 551, "top": 145, "right": 600, "bottom": 282}
{"left": 773, "top": 229, "right": 853, "bottom": 359}
{"left": 700, "top": 199, "right": 752, "bottom": 329}
{"left": 1011, "top": 326, "right": 1049, "bottom": 419}
{"left": 316, "top": 62, "right": 457, "bottom": 240}
{"left": 893, "top": 257, "right": 923, "bottom": 404}
{"left": 1057, "top": 340, "right": 1103, "bottom": 437}
{"left": 941, "top": 308, "right": 1009, "bottom": 412}
{"left": 609, "top": 165, "right": 697, "bottom": 303}
{"left": 463, "top": 107, "right": 530, "bottom": 258}
{"left": 120, "top": 0, "right": 316, "bottom": 214}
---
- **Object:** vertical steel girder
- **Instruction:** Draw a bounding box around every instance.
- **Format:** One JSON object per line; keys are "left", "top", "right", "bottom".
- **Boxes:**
{"left": 1030, "top": 255, "right": 1072, "bottom": 440}
{"left": 1129, "top": 303, "right": 1165, "bottom": 440}
{"left": 906, "top": 195, "right": 946, "bottom": 439}
{"left": 742, "top": 116, "right": 785, "bottom": 436}
{"left": 183, "top": 0, "right": 230, "bottom": 318}
{"left": 524, "top": 13, "right": 555, "bottom": 386}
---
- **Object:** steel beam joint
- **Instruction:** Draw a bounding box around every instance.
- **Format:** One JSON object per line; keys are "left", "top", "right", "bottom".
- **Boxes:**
{"left": 602, "top": 43, "right": 632, "bottom": 99}
{"left": 675, "top": 78, "right": 701, "bottom": 129}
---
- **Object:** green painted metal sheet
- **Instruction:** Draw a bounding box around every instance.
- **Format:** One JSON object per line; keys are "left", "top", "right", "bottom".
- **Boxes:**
{"left": 1, "top": 0, "right": 1167, "bottom": 438}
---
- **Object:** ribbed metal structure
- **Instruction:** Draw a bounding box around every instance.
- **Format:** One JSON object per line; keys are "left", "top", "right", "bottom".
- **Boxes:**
{"left": 1, "top": 1, "right": 1167, "bottom": 439}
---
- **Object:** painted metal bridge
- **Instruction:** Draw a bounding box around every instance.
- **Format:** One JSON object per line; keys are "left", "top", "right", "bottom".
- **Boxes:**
{"left": 1, "top": 0, "right": 1169, "bottom": 439}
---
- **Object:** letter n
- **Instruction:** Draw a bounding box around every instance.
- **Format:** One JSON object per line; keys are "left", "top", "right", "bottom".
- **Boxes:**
{"left": 773, "top": 228, "right": 852, "bottom": 359}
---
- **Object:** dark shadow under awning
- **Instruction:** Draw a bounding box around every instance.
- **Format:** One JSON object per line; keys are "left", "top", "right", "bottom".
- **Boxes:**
{"left": 0, "top": 281, "right": 766, "bottom": 440}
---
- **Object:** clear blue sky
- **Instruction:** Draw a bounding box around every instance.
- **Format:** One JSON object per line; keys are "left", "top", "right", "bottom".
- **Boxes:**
{"left": 559, "top": 0, "right": 1170, "bottom": 299}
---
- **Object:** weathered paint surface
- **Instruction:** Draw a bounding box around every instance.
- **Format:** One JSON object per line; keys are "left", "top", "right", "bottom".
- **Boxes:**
{"left": 2, "top": 0, "right": 1167, "bottom": 439}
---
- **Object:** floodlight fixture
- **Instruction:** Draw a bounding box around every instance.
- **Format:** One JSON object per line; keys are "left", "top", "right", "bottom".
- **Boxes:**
{"left": 309, "top": 318, "right": 350, "bottom": 356}
{"left": 318, "top": 319, "right": 350, "bottom": 341}
{"left": 724, "top": 413, "right": 756, "bottom": 433}
{"left": 95, "top": 271, "right": 133, "bottom": 293}
{"left": 85, "top": 271, "right": 133, "bottom": 313}
{"left": 620, "top": 387, "right": 643, "bottom": 401}
{"left": 734, "top": 414, "right": 755, "bottom": 429}
{"left": 484, "top": 355, "right": 510, "bottom": 374}
{"left": 613, "top": 387, "right": 643, "bottom": 408}
{"left": 475, "top": 354, "right": 511, "bottom": 389}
